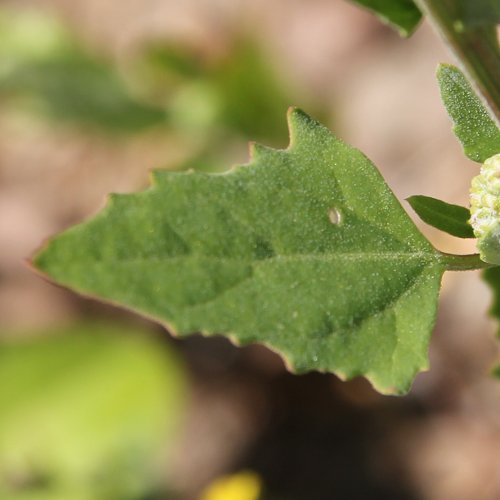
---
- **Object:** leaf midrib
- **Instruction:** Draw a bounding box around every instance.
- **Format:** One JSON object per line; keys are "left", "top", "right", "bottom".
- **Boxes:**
{"left": 79, "top": 251, "right": 440, "bottom": 266}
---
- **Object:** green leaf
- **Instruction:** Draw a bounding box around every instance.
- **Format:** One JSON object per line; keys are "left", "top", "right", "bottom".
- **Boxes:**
{"left": 456, "top": 0, "right": 500, "bottom": 27}
{"left": 417, "top": 0, "right": 500, "bottom": 124}
{"left": 483, "top": 266, "right": 500, "bottom": 322}
{"left": 482, "top": 266, "right": 500, "bottom": 379}
{"left": 142, "top": 37, "right": 313, "bottom": 145}
{"left": 407, "top": 195, "right": 474, "bottom": 238}
{"left": 34, "top": 109, "right": 446, "bottom": 395}
{"left": 0, "top": 9, "right": 166, "bottom": 134}
{"left": 0, "top": 323, "right": 186, "bottom": 499}
{"left": 348, "top": 0, "right": 422, "bottom": 36}
{"left": 437, "top": 64, "right": 500, "bottom": 163}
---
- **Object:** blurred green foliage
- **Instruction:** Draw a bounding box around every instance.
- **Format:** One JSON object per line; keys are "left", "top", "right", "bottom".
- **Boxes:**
{"left": 141, "top": 40, "right": 292, "bottom": 143}
{"left": 0, "top": 11, "right": 166, "bottom": 133}
{"left": 0, "top": 323, "right": 186, "bottom": 499}
{"left": 0, "top": 8, "right": 319, "bottom": 151}
{"left": 456, "top": 0, "right": 500, "bottom": 27}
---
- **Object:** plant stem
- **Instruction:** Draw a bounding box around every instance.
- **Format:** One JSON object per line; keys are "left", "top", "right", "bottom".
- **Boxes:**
{"left": 439, "top": 252, "right": 493, "bottom": 271}
{"left": 415, "top": 0, "right": 500, "bottom": 126}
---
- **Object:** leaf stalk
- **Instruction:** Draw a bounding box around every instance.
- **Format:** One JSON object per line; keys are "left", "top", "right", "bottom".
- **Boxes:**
{"left": 439, "top": 252, "right": 494, "bottom": 271}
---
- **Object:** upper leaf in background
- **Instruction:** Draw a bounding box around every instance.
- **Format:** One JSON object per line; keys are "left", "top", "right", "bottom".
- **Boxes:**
{"left": 136, "top": 39, "right": 314, "bottom": 146}
{"left": 416, "top": 0, "right": 500, "bottom": 123}
{"left": 348, "top": 0, "right": 422, "bottom": 36}
{"left": 0, "top": 323, "right": 186, "bottom": 499}
{"left": 456, "top": 0, "right": 500, "bottom": 27}
{"left": 438, "top": 64, "right": 500, "bottom": 163}
{"left": 34, "top": 109, "right": 445, "bottom": 395}
{"left": 0, "top": 8, "right": 314, "bottom": 151}
{"left": 484, "top": 265, "right": 500, "bottom": 379}
{"left": 407, "top": 195, "right": 474, "bottom": 238}
{"left": 0, "top": 10, "right": 166, "bottom": 134}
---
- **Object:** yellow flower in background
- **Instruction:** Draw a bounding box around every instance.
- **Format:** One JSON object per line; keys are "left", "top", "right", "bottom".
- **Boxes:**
{"left": 200, "top": 471, "right": 262, "bottom": 500}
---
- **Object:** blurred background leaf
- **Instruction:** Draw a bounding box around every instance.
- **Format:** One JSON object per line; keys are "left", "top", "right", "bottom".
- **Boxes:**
{"left": 0, "top": 323, "right": 186, "bottom": 500}
{"left": 0, "top": 11, "right": 167, "bottom": 134}
{"left": 415, "top": 0, "right": 500, "bottom": 123}
{"left": 348, "top": 0, "right": 422, "bottom": 36}
{"left": 135, "top": 39, "right": 294, "bottom": 143}
{"left": 456, "top": 0, "right": 500, "bottom": 27}
{"left": 0, "top": 8, "right": 324, "bottom": 162}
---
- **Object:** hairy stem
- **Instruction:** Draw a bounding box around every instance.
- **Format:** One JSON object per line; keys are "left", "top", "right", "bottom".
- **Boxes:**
{"left": 439, "top": 252, "right": 493, "bottom": 271}
{"left": 415, "top": 0, "right": 500, "bottom": 126}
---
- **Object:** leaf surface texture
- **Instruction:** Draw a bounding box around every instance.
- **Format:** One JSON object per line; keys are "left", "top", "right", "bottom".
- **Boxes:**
{"left": 35, "top": 109, "right": 445, "bottom": 394}
{"left": 438, "top": 64, "right": 500, "bottom": 163}
{"left": 407, "top": 195, "right": 474, "bottom": 238}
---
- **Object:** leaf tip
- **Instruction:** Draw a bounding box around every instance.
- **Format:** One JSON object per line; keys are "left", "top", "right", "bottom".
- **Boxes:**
{"left": 23, "top": 255, "right": 39, "bottom": 274}
{"left": 436, "top": 62, "right": 452, "bottom": 76}
{"left": 29, "top": 233, "right": 54, "bottom": 274}
{"left": 366, "top": 374, "right": 411, "bottom": 397}
{"left": 150, "top": 170, "right": 164, "bottom": 186}
{"left": 286, "top": 105, "right": 299, "bottom": 117}
{"left": 107, "top": 192, "right": 123, "bottom": 204}
{"left": 286, "top": 107, "right": 327, "bottom": 149}
{"left": 286, "top": 107, "right": 311, "bottom": 128}
{"left": 248, "top": 141, "right": 275, "bottom": 161}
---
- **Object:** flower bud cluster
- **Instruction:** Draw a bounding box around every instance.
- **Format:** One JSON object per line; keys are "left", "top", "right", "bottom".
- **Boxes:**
{"left": 470, "top": 153, "right": 500, "bottom": 264}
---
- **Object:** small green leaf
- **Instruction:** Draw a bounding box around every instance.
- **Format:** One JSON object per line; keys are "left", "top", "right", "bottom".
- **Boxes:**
{"left": 407, "top": 195, "right": 474, "bottom": 238}
{"left": 34, "top": 109, "right": 446, "bottom": 395}
{"left": 484, "top": 266, "right": 500, "bottom": 317}
{"left": 482, "top": 266, "right": 500, "bottom": 374}
{"left": 419, "top": 0, "right": 500, "bottom": 124}
{"left": 0, "top": 9, "right": 166, "bottom": 133}
{"left": 348, "top": 0, "right": 422, "bottom": 36}
{"left": 437, "top": 64, "right": 500, "bottom": 163}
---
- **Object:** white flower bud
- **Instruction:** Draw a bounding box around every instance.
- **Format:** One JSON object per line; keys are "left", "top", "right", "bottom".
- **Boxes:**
{"left": 469, "top": 153, "right": 500, "bottom": 264}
